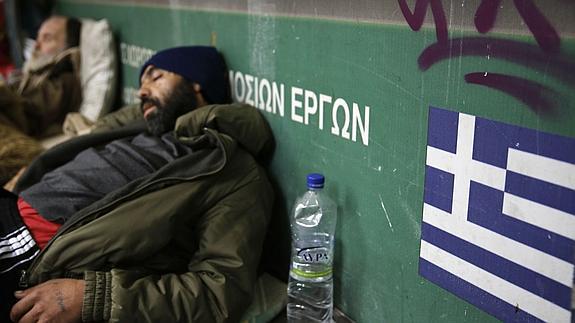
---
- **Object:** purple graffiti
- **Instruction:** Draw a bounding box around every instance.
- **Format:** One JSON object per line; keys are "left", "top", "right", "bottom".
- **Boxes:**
{"left": 398, "top": 0, "right": 448, "bottom": 43}
{"left": 398, "top": 0, "right": 566, "bottom": 115}
{"left": 475, "top": 0, "right": 560, "bottom": 53}
{"left": 465, "top": 73, "right": 558, "bottom": 115}
{"left": 474, "top": 0, "right": 503, "bottom": 33}
{"left": 513, "top": 0, "right": 560, "bottom": 53}
{"left": 418, "top": 37, "right": 575, "bottom": 85}
{"left": 399, "top": 0, "right": 561, "bottom": 53}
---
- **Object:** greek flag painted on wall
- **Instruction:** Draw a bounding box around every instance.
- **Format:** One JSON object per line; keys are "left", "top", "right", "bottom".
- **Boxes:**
{"left": 419, "top": 106, "right": 575, "bottom": 322}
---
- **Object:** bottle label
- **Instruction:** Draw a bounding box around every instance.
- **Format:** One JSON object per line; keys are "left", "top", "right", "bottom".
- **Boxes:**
{"left": 297, "top": 246, "right": 330, "bottom": 263}
{"left": 291, "top": 267, "right": 332, "bottom": 279}
{"left": 292, "top": 246, "right": 333, "bottom": 279}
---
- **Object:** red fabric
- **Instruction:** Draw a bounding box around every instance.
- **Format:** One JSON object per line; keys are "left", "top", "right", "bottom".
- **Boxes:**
{"left": 17, "top": 197, "right": 61, "bottom": 249}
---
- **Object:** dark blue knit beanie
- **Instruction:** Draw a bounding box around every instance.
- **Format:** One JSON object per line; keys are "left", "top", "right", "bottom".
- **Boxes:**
{"left": 140, "top": 46, "right": 230, "bottom": 104}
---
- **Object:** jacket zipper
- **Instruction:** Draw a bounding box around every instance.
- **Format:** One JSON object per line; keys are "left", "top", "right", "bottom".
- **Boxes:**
{"left": 19, "top": 270, "right": 29, "bottom": 288}
{"left": 22, "top": 128, "right": 228, "bottom": 285}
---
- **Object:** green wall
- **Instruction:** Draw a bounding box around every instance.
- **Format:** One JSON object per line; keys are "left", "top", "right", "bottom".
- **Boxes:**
{"left": 56, "top": 1, "right": 575, "bottom": 322}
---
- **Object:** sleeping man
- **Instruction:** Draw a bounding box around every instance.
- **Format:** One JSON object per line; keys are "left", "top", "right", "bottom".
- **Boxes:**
{"left": 0, "top": 15, "right": 82, "bottom": 135}
{"left": 2, "top": 46, "right": 274, "bottom": 322}
{"left": 0, "top": 15, "right": 82, "bottom": 186}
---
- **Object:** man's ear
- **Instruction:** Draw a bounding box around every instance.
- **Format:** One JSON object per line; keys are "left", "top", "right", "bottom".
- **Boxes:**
{"left": 192, "top": 83, "right": 208, "bottom": 107}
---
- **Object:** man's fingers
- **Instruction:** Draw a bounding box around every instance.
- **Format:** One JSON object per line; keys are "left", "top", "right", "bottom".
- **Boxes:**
{"left": 9, "top": 291, "right": 35, "bottom": 323}
{"left": 12, "top": 305, "right": 40, "bottom": 323}
{"left": 10, "top": 280, "right": 85, "bottom": 323}
{"left": 13, "top": 290, "right": 26, "bottom": 299}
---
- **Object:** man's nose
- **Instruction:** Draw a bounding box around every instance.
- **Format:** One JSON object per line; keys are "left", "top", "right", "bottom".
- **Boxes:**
{"left": 137, "top": 85, "right": 150, "bottom": 100}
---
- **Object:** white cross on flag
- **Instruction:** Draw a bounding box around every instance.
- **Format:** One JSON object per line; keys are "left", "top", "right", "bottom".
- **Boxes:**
{"left": 419, "top": 106, "right": 575, "bottom": 322}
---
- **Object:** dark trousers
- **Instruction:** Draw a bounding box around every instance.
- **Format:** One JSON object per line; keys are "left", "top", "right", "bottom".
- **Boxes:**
{"left": 0, "top": 189, "right": 38, "bottom": 318}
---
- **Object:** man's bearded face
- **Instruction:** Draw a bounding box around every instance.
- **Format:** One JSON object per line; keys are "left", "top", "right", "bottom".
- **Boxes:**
{"left": 34, "top": 17, "right": 68, "bottom": 58}
{"left": 24, "top": 51, "right": 59, "bottom": 72}
{"left": 140, "top": 79, "right": 197, "bottom": 136}
{"left": 24, "top": 17, "right": 68, "bottom": 72}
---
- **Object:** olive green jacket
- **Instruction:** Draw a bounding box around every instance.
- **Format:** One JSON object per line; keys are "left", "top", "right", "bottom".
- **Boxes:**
{"left": 15, "top": 103, "right": 275, "bottom": 322}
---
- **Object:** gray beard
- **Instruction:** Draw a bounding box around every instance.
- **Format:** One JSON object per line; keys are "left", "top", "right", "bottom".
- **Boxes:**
{"left": 23, "top": 51, "right": 60, "bottom": 73}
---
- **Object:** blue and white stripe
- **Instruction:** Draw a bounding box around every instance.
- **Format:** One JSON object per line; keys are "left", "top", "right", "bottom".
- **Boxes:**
{"left": 420, "top": 106, "right": 575, "bottom": 322}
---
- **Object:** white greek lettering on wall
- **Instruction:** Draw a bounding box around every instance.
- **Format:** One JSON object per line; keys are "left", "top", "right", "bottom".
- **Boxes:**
{"left": 231, "top": 70, "right": 286, "bottom": 117}
{"left": 244, "top": 74, "right": 255, "bottom": 106}
{"left": 120, "top": 43, "right": 156, "bottom": 68}
{"left": 353, "top": 103, "right": 370, "bottom": 145}
{"left": 318, "top": 94, "right": 332, "bottom": 130}
{"left": 290, "top": 86, "right": 304, "bottom": 123}
{"left": 230, "top": 70, "right": 372, "bottom": 146}
{"left": 331, "top": 98, "right": 350, "bottom": 140}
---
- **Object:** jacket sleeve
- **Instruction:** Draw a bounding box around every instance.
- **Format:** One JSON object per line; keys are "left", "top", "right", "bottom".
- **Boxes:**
{"left": 81, "top": 175, "right": 273, "bottom": 322}
{"left": 91, "top": 104, "right": 144, "bottom": 133}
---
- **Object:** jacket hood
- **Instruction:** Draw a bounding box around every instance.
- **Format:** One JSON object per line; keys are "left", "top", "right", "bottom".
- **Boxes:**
{"left": 174, "top": 103, "right": 274, "bottom": 161}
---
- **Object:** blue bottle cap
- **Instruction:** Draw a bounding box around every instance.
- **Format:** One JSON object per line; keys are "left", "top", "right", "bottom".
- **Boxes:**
{"left": 307, "top": 173, "right": 325, "bottom": 189}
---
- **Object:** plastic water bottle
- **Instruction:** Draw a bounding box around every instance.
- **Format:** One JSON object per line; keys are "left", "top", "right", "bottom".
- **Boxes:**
{"left": 287, "top": 173, "right": 337, "bottom": 323}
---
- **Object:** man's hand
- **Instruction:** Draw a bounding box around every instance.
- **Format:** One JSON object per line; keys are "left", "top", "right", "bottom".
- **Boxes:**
{"left": 10, "top": 279, "right": 85, "bottom": 323}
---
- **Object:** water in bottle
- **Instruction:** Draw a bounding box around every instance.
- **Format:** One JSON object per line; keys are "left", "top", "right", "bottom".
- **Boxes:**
{"left": 287, "top": 173, "right": 337, "bottom": 323}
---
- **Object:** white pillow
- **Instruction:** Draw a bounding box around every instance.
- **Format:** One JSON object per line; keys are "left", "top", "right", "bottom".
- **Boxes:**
{"left": 79, "top": 18, "right": 118, "bottom": 122}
